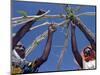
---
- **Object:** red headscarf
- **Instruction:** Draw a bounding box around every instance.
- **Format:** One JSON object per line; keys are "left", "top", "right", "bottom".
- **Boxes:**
{"left": 81, "top": 46, "right": 95, "bottom": 62}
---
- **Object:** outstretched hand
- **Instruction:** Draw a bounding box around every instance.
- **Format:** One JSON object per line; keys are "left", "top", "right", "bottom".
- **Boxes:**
{"left": 71, "top": 21, "right": 76, "bottom": 29}
{"left": 48, "top": 24, "right": 57, "bottom": 33}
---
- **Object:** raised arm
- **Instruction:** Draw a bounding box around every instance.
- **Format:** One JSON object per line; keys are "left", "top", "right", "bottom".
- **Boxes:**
{"left": 12, "top": 10, "right": 46, "bottom": 49}
{"left": 71, "top": 22, "right": 83, "bottom": 68}
{"left": 33, "top": 24, "right": 56, "bottom": 69}
{"left": 72, "top": 17, "right": 96, "bottom": 50}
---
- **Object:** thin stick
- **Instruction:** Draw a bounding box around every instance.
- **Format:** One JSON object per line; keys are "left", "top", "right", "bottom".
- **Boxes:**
{"left": 25, "top": 30, "right": 48, "bottom": 57}
{"left": 25, "top": 20, "right": 67, "bottom": 57}
{"left": 12, "top": 15, "right": 66, "bottom": 26}
{"left": 12, "top": 10, "right": 50, "bottom": 26}
{"left": 12, "top": 14, "right": 66, "bottom": 20}
{"left": 30, "top": 22, "right": 50, "bottom": 30}
{"left": 56, "top": 23, "right": 70, "bottom": 70}
{"left": 76, "top": 12, "right": 96, "bottom": 17}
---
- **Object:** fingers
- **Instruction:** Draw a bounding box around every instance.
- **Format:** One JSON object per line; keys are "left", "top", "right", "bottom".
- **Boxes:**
{"left": 48, "top": 24, "right": 57, "bottom": 32}
{"left": 37, "top": 9, "right": 46, "bottom": 15}
{"left": 71, "top": 21, "right": 76, "bottom": 28}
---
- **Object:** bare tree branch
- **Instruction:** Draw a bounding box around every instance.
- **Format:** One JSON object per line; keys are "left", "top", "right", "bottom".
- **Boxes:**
{"left": 25, "top": 30, "right": 48, "bottom": 57}
{"left": 30, "top": 22, "right": 50, "bottom": 30}
{"left": 12, "top": 15, "right": 66, "bottom": 26}
{"left": 12, "top": 10, "right": 50, "bottom": 26}
{"left": 12, "top": 12, "right": 95, "bottom": 26}
{"left": 12, "top": 14, "right": 66, "bottom": 21}
{"left": 56, "top": 23, "right": 70, "bottom": 70}
{"left": 25, "top": 20, "right": 67, "bottom": 57}
{"left": 76, "top": 12, "right": 96, "bottom": 17}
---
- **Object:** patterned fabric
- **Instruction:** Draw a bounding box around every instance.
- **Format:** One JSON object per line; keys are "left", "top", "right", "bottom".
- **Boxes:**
{"left": 22, "top": 61, "right": 38, "bottom": 73}
{"left": 12, "top": 66, "right": 22, "bottom": 74}
{"left": 12, "top": 43, "right": 39, "bottom": 74}
{"left": 12, "top": 61, "right": 38, "bottom": 74}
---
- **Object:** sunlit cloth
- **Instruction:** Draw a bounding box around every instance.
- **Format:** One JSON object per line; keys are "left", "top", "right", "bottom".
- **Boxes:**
{"left": 83, "top": 60, "right": 95, "bottom": 69}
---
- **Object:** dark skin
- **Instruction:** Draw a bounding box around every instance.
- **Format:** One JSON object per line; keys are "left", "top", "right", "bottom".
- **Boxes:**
{"left": 31, "top": 24, "right": 56, "bottom": 71}
{"left": 12, "top": 9, "right": 56, "bottom": 73}
{"left": 12, "top": 10, "right": 46, "bottom": 49}
{"left": 72, "top": 17, "right": 96, "bottom": 50}
{"left": 71, "top": 22, "right": 83, "bottom": 68}
{"left": 15, "top": 44, "right": 25, "bottom": 59}
{"left": 71, "top": 21, "right": 96, "bottom": 69}
{"left": 13, "top": 24, "right": 56, "bottom": 73}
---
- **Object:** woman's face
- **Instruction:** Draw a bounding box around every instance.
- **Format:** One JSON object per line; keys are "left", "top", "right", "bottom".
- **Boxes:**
{"left": 15, "top": 45, "right": 25, "bottom": 59}
{"left": 83, "top": 47, "right": 92, "bottom": 57}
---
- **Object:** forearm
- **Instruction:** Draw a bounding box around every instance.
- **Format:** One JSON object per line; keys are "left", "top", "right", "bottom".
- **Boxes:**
{"left": 73, "top": 17, "right": 96, "bottom": 50}
{"left": 12, "top": 20, "right": 36, "bottom": 49}
{"left": 33, "top": 24, "right": 56, "bottom": 69}
{"left": 41, "top": 31, "right": 53, "bottom": 61}
{"left": 71, "top": 25, "right": 83, "bottom": 68}
{"left": 12, "top": 10, "right": 46, "bottom": 49}
{"left": 71, "top": 27, "right": 78, "bottom": 51}
{"left": 33, "top": 31, "right": 53, "bottom": 68}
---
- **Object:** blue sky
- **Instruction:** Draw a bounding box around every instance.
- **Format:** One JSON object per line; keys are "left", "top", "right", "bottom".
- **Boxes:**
{"left": 12, "top": 0, "right": 96, "bottom": 72}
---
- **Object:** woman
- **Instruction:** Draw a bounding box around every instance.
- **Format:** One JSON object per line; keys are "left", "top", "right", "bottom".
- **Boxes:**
{"left": 12, "top": 24, "right": 56, "bottom": 74}
{"left": 71, "top": 21, "right": 96, "bottom": 69}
